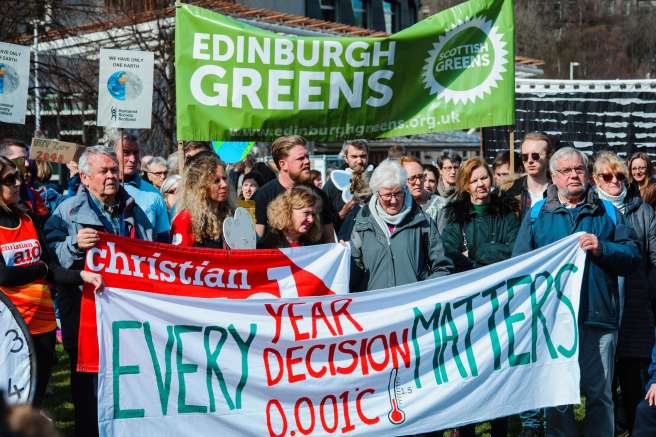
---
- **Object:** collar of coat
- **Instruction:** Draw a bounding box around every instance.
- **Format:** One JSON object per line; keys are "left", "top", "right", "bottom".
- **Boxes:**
{"left": 354, "top": 199, "right": 428, "bottom": 234}
{"left": 543, "top": 184, "right": 609, "bottom": 215}
{"left": 67, "top": 186, "right": 137, "bottom": 227}
{"left": 444, "top": 192, "right": 516, "bottom": 224}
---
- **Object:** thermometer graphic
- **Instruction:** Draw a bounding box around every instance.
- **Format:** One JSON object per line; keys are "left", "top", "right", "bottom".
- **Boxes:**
{"left": 387, "top": 367, "right": 406, "bottom": 425}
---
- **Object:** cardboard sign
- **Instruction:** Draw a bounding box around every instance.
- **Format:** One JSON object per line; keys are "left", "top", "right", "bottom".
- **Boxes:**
{"left": 97, "top": 48, "right": 154, "bottom": 129}
{"left": 29, "top": 138, "right": 84, "bottom": 164}
{"left": 0, "top": 42, "right": 30, "bottom": 124}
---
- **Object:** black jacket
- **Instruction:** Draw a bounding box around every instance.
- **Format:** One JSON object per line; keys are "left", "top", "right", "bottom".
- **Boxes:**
{"left": 501, "top": 175, "right": 549, "bottom": 219}
{"left": 441, "top": 193, "right": 520, "bottom": 272}
{"left": 617, "top": 186, "right": 656, "bottom": 358}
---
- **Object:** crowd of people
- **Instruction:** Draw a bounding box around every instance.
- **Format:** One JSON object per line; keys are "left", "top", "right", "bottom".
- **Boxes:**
{"left": 1, "top": 132, "right": 656, "bottom": 437}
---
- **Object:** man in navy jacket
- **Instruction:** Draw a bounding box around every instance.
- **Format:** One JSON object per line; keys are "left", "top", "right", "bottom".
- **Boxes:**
{"left": 512, "top": 147, "right": 640, "bottom": 436}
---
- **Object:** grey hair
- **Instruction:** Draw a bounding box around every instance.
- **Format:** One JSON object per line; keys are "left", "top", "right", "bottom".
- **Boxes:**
{"left": 78, "top": 146, "right": 117, "bottom": 175}
{"left": 369, "top": 159, "right": 407, "bottom": 193}
{"left": 147, "top": 156, "right": 168, "bottom": 170}
{"left": 549, "top": 147, "right": 589, "bottom": 174}
{"left": 167, "top": 152, "right": 180, "bottom": 176}
{"left": 160, "top": 174, "right": 181, "bottom": 195}
{"left": 340, "top": 139, "right": 368, "bottom": 158}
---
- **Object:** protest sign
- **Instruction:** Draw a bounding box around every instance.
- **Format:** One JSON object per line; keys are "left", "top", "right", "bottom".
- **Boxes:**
{"left": 29, "top": 138, "right": 84, "bottom": 164}
{"left": 77, "top": 233, "right": 351, "bottom": 372}
{"left": 97, "top": 48, "right": 154, "bottom": 129}
{"left": 175, "top": 0, "right": 515, "bottom": 141}
{"left": 0, "top": 42, "right": 30, "bottom": 124}
{"left": 92, "top": 233, "right": 584, "bottom": 436}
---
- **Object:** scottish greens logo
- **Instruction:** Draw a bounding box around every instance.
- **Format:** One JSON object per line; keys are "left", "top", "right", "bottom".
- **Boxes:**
{"left": 422, "top": 17, "right": 509, "bottom": 105}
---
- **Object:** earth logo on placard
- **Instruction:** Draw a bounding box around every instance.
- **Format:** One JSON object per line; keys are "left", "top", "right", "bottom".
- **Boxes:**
{"left": 422, "top": 16, "right": 509, "bottom": 105}
{"left": 107, "top": 70, "right": 143, "bottom": 101}
{"left": 0, "top": 64, "right": 20, "bottom": 95}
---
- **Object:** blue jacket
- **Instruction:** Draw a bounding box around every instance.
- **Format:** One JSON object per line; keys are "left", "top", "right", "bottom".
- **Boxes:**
{"left": 44, "top": 186, "right": 154, "bottom": 349}
{"left": 512, "top": 185, "right": 641, "bottom": 330}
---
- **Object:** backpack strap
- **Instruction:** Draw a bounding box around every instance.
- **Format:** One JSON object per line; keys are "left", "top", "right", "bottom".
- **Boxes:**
{"left": 529, "top": 198, "right": 546, "bottom": 224}
{"left": 600, "top": 199, "right": 617, "bottom": 225}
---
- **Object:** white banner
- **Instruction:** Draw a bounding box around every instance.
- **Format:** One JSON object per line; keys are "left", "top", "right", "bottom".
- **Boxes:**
{"left": 0, "top": 42, "right": 30, "bottom": 124}
{"left": 97, "top": 48, "right": 154, "bottom": 129}
{"left": 96, "top": 234, "right": 586, "bottom": 436}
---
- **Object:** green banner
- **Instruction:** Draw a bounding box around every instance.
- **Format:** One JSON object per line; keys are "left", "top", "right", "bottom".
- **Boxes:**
{"left": 175, "top": 0, "right": 515, "bottom": 141}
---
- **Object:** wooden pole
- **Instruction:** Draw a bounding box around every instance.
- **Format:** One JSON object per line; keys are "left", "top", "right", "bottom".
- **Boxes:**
{"left": 176, "top": 0, "right": 184, "bottom": 176}
{"left": 508, "top": 126, "right": 515, "bottom": 175}
{"left": 119, "top": 128, "right": 125, "bottom": 182}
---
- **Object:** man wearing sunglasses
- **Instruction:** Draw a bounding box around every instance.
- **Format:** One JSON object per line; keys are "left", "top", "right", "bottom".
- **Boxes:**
{"left": 502, "top": 132, "right": 552, "bottom": 220}
{"left": 513, "top": 147, "right": 640, "bottom": 437}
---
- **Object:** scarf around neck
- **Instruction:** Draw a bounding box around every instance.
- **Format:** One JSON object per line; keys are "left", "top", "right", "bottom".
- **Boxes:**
{"left": 368, "top": 187, "right": 413, "bottom": 242}
{"left": 596, "top": 185, "right": 627, "bottom": 214}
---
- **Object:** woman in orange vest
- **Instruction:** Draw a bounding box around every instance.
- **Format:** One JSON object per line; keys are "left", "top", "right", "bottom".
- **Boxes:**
{"left": 0, "top": 156, "right": 102, "bottom": 406}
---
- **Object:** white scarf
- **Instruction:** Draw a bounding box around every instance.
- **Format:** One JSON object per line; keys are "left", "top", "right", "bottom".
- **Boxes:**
{"left": 596, "top": 186, "right": 627, "bottom": 214}
{"left": 368, "top": 188, "right": 413, "bottom": 242}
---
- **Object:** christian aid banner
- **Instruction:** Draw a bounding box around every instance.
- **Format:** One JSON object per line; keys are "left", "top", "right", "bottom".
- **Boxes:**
{"left": 175, "top": 0, "right": 514, "bottom": 141}
{"left": 77, "top": 234, "right": 350, "bottom": 372}
{"left": 93, "top": 234, "right": 585, "bottom": 436}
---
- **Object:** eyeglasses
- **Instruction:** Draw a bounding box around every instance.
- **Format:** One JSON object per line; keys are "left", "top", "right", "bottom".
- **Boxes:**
{"left": 598, "top": 172, "right": 626, "bottom": 183}
{"left": 148, "top": 171, "right": 168, "bottom": 177}
{"left": 1, "top": 172, "right": 20, "bottom": 187}
{"left": 521, "top": 153, "right": 544, "bottom": 162}
{"left": 555, "top": 166, "right": 586, "bottom": 176}
{"left": 442, "top": 165, "right": 460, "bottom": 172}
{"left": 379, "top": 191, "right": 404, "bottom": 201}
{"left": 407, "top": 174, "right": 425, "bottom": 183}
{"left": 632, "top": 166, "right": 647, "bottom": 172}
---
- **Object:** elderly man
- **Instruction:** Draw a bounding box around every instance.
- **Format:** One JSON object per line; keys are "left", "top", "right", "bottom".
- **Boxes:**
{"left": 45, "top": 146, "right": 154, "bottom": 437}
{"left": 513, "top": 147, "right": 640, "bottom": 437}
{"left": 114, "top": 135, "right": 170, "bottom": 242}
{"left": 323, "top": 139, "right": 370, "bottom": 233}
{"left": 145, "top": 156, "right": 168, "bottom": 189}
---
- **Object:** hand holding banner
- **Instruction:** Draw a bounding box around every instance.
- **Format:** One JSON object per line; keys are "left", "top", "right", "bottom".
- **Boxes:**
{"left": 92, "top": 234, "right": 585, "bottom": 436}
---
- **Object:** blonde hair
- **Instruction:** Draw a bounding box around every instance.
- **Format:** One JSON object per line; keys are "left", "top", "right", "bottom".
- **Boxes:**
{"left": 177, "top": 152, "right": 235, "bottom": 244}
{"left": 267, "top": 187, "right": 321, "bottom": 243}
{"left": 36, "top": 160, "right": 53, "bottom": 182}
{"left": 593, "top": 151, "right": 628, "bottom": 177}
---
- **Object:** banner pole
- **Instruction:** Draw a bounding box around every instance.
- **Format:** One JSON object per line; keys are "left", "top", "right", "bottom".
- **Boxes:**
{"left": 175, "top": 0, "right": 184, "bottom": 175}
{"left": 508, "top": 126, "right": 515, "bottom": 175}
{"left": 119, "top": 128, "right": 125, "bottom": 182}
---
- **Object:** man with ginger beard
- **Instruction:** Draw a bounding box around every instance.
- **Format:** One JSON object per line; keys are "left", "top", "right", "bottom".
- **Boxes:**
{"left": 254, "top": 135, "right": 335, "bottom": 243}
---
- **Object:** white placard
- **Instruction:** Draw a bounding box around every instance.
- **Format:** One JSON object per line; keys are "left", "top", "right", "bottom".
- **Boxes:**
{"left": 97, "top": 48, "right": 153, "bottom": 129}
{"left": 0, "top": 42, "right": 30, "bottom": 124}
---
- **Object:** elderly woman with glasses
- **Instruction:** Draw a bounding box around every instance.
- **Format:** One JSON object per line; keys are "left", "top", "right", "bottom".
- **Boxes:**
{"left": 349, "top": 159, "right": 453, "bottom": 292}
{"left": 593, "top": 151, "right": 656, "bottom": 435}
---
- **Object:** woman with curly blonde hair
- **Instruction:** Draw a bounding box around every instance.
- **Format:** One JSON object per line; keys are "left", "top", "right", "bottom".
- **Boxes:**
{"left": 171, "top": 152, "right": 235, "bottom": 248}
{"left": 257, "top": 187, "right": 322, "bottom": 248}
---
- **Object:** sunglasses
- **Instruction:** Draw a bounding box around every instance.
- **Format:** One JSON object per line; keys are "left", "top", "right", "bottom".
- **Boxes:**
{"left": 1, "top": 172, "right": 20, "bottom": 187}
{"left": 598, "top": 172, "right": 626, "bottom": 183}
{"left": 521, "top": 153, "right": 543, "bottom": 162}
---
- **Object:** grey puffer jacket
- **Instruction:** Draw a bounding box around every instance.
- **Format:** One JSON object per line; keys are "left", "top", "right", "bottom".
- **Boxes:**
{"left": 349, "top": 201, "right": 453, "bottom": 292}
{"left": 617, "top": 189, "right": 656, "bottom": 358}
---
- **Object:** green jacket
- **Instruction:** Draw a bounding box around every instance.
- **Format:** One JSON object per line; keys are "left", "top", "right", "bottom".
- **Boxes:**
{"left": 349, "top": 201, "right": 453, "bottom": 291}
{"left": 441, "top": 193, "right": 519, "bottom": 272}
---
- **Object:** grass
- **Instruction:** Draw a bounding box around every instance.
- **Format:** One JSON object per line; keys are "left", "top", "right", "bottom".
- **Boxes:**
{"left": 40, "top": 345, "right": 586, "bottom": 437}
